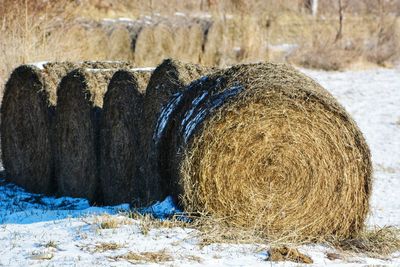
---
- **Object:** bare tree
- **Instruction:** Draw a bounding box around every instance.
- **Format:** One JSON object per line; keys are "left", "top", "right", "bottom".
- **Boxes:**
{"left": 334, "top": 0, "right": 347, "bottom": 42}
{"left": 304, "top": 0, "right": 318, "bottom": 16}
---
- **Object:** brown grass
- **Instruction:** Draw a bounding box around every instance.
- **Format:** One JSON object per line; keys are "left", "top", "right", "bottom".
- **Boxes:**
{"left": 128, "top": 213, "right": 189, "bottom": 235}
{"left": 93, "top": 214, "right": 133, "bottom": 229}
{"left": 124, "top": 212, "right": 400, "bottom": 258}
{"left": 267, "top": 246, "right": 313, "bottom": 263}
{"left": 153, "top": 62, "right": 373, "bottom": 242}
{"left": 94, "top": 242, "right": 125, "bottom": 252}
{"left": 2, "top": 0, "right": 399, "bottom": 102}
{"left": 288, "top": 33, "right": 363, "bottom": 71}
{"left": 332, "top": 226, "right": 400, "bottom": 259}
{"left": 113, "top": 250, "right": 173, "bottom": 264}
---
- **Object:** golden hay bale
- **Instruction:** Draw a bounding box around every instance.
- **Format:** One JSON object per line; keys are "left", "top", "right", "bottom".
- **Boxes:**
{"left": 172, "top": 18, "right": 210, "bottom": 63}
{"left": 55, "top": 64, "right": 131, "bottom": 202}
{"left": 156, "top": 62, "right": 372, "bottom": 240}
{"left": 142, "top": 59, "right": 213, "bottom": 201}
{"left": 200, "top": 19, "right": 224, "bottom": 66}
{"left": 108, "top": 25, "right": 134, "bottom": 60}
{"left": 134, "top": 20, "right": 178, "bottom": 66}
{"left": 104, "top": 20, "right": 143, "bottom": 61}
{"left": 133, "top": 25, "right": 158, "bottom": 66}
{"left": 0, "top": 61, "right": 127, "bottom": 194}
{"left": 99, "top": 69, "right": 151, "bottom": 206}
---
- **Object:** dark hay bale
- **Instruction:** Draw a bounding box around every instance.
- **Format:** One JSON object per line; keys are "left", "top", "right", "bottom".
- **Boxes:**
{"left": 0, "top": 61, "right": 129, "bottom": 194}
{"left": 155, "top": 62, "right": 372, "bottom": 241}
{"left": 142, "top": 59, "right": 213, "bottom": 201}
{"left": 1, "top": 65, "right": 53, "bottom": 194}
{"left": 55, "top": 65, "right": 130, "bottom": 202}
{"left": 100, "top": 69, "right": 151, "bottom": 206}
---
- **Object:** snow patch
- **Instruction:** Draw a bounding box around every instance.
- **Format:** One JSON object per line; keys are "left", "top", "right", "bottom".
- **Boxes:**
{"left": 28, "top": 61, "right": 48, "bottom": 69}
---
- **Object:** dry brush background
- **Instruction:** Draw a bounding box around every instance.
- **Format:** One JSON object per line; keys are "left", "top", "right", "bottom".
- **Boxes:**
{"left": 1, "top": 0, "right": 400, "bottom": 101}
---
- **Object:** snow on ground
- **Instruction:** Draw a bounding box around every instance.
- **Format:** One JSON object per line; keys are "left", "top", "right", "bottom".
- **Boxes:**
{"left": 302, "top": 68, "right": 400, "bottom": 228}
{"left": 0, "top": 68, "right": 399, "bottom": 266}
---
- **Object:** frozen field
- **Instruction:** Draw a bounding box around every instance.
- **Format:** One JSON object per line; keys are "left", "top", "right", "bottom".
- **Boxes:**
{"left": 0, "top": 68, "right": 399, "bottom": 266}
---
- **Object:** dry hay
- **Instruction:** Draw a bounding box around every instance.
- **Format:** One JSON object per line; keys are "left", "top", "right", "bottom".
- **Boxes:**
{"left": 100, "top": 69, "right": 151, "bottom": 206}
{"left": 171, "top": 17, "right": 212, "bottom": 63}
{"left": 155, "top": 62, "right": 372, "bottom": 241}
{"left": 55, "top": 64, "right": 131, "bottom": 202}
{"left": 108, "top": 26, "right": 135, "bottom": 60}
{"left": 142, "top": 59, "right": 213, "bottom": 201}
{"left": 134, "top": 20, "right": 175, "bottom": 66}
{"left": 267, "top": 246, "right": 313, "bottom": 263}
{"left": 0, "top": 61, "right": 130, "bottom": 194}
{"left": 199, "top": 18, "right": 224, "bottom": 66}
{"left": 134, "top": 16, "right": 212, "bottom": 66}
{"left": 101, "top": 19, "right": 143, "bottom": 60}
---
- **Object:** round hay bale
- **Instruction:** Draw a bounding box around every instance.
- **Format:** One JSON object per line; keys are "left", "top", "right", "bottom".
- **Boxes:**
{"left": 172, "top": 19, "right": 206, "bottom": 63}
{"left": 104, "top": 19, "right": 143, "bottom": 61}
{"left": 134, "top": 21, "right": 175, "bottom": 66}
{"left": 156, "top": 62, "right": 372, "bottom": 240}
{"left": 1, "top": 65, "right": 54, "bottom": 194}
{"left": 55, "top": 66, "right": 129, "bottom": 202}
{"left": 0, "top": 61, "right": 129, "bottom": 194}
{"left": 142, "top": 59, "right": 213, "bottom": 201}
{"left": 199, "top": 19, "right": 224, "bottom": 66}
{"left": 133, "top": 24, "right": 157, "bottom": 66}
{"left": 100, "top": 69, "right": 151, "bottom": 206}
{"left": 108, "top": 25, "right": 134, "bottom": 60}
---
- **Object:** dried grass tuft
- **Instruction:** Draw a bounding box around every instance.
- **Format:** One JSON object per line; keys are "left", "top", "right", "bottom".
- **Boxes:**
{"left": 113, "top": 250, "right": 172, "bottom": 264}
{"left": 332, "top": 226, "right": 400, "bottom": 258}
{"left": 267, "top": 246, "right": 313, "bottom": 264}
{"left": 93, "top": 242, "right": 125, "bottom": 252}
{"left": 93, "top": 214, "right": 132, "bottom": 229}
{"left": 156, "top": 62, "right": 372, "bottom": 241}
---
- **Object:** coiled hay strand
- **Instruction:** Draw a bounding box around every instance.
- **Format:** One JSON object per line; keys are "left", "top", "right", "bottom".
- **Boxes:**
{"left": 143, "top": 59, "right": 212, "bottom": 200}
{"left": 100, "top": 69, "right": 151, "bottom": 206}
{"left": 0, "top": 61, "right": 127, "bottom": 194}
{"left": 162, "top": 63, "right": 372, "bottom": 241}
{"left": 55, "top": 66, "right": 128, "bottom": 202}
